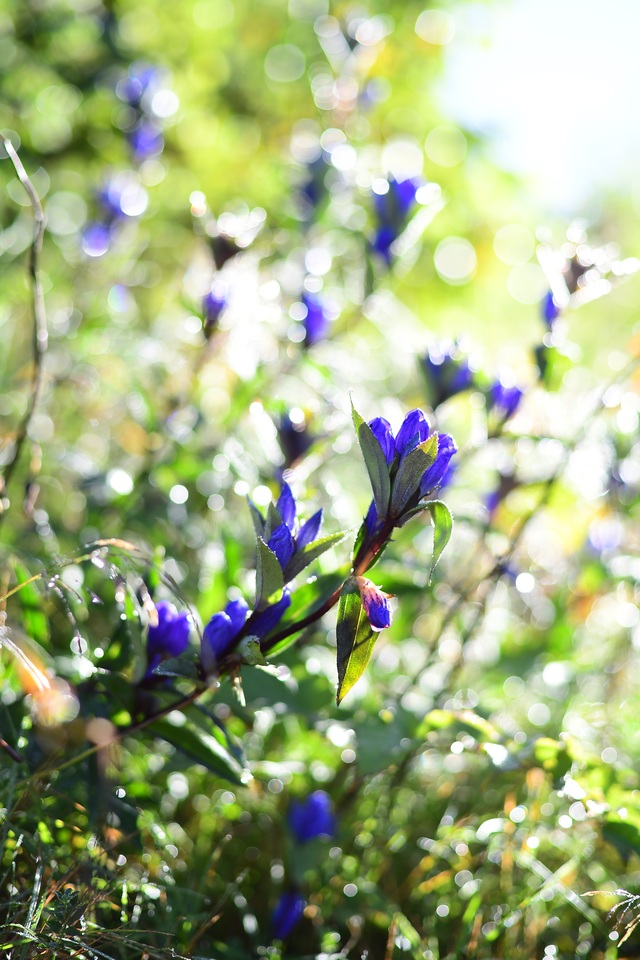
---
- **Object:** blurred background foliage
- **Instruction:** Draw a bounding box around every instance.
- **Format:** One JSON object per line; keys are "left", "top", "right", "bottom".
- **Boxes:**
{"left": 1, "top": 0, "right": 640, "bottom": 957}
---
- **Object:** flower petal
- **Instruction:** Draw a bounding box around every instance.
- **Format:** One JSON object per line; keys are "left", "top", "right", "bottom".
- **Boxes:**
{"left": 368, "top": 417, "right": 395, "bottom": 464}
{"left": 267, "top": 522, "right": 296, "bottom": 569}
{"left": 356, "top": 576, "right": 392, "bottom": 631}
{"left": 296, "top": 509, "right": 322, "bottom": 549}
{"left": 395, "top": 408, "right": 430, "bottom": 458}
{"left": 276, "top": 481, "right": 297, "bottom": 531}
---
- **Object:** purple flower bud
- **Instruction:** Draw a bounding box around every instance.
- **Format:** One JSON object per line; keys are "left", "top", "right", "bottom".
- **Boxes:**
{"left": 541, "top": 290, "right": 560, "bottom": 327}
{"left": 202, "top": 286, "right": 228, "bottom": 332}
{"left": 288, "top": 790, "right": 336, "bottom": 843}
{"left": 422, "top": 342, "right": 474, "bottom": 408}
{"left": 372, "top": 177, "right": 423, "bottom": 261}
{"left": 201, "top": 598, "right": 248, "bottom": 671}
{"left": 356, "top": 576, "right": 392, "bottom": 631}
{"left": 302, "top": 291, "right": 331, "bottom": 346}
{"left": 145, "top": 601, "right": 191, "bottom": 677}
{"left": 251, "top": 588, "right": 291, "bottom": 638}
{"left": 276, "top": 481, "right": 297, "bottom": 532}
{"left": 271, "top": 891, "right": 305, "bottom": 940}
{"left": 277, "top": 411, "right": 314, "bottom": 467}
{"left": 394, "top": 408, "right": 431, "bottom": 459}
{"left": 267, "top": 522, "right": 296, "bottom": 570}
{"left": 117, "top": 63, "right": 160, "bottom": 107}
{"left": 296, "top": 509, "right": 322, "bottom": 549}
{"left": 420, "top": 433, "right": 457, "bottom": 496}
{"left": 368, "top": 417, "right": 395, "bottom": 464}
{"left": 364, "top": 499, "right": 379, "bottom": 536}
{"left": 488, "top": 382, "right": 523, "bottom": 421}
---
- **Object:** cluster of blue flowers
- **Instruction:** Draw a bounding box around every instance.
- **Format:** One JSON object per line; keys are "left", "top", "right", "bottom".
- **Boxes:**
{"left": 117, "top": 63, "right": 168, "bottom": 163}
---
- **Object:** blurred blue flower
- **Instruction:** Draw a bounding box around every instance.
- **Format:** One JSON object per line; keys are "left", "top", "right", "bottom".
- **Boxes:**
{"left": 202, "top": 285, "right": 228, "bottom": 335}
{"left": 271, "top": 891, "right": 305, "bottom": 941}
{"left": 302, "top": 291, "right": 331, "bottom": 346}
{"left": 488, "top": 382, "right": 523, "bottom": 421}
{"left": 541, "top": 290, "right": 560, "bottom": 327}
{"left": 288, "top": 790, "right": 336, "bottom": 843}
{"left": 422, "top": 342, "right": 474, "bottom": 409}
{"left": 82, "top": 222, "right": 112, "bottom": 258}
{"left": 145, "top": 601, "right": 190, "bottom": 676}
{"left": 118, "top": 63, "right": 160, "bottom": 108}
{"left": 128, "top": 120, "right": 164, "bottom": 162}
{"left": 276, "top": 411, "right": 314, "bottom": 468}
{"left": 357, "top": 576, "right": 392, "bottom": 631}
{"left": 300, "top": 155, "right": 328, "bottom": 210}
{"left": 372, "top": 176, "right": 423, "bottom": 262}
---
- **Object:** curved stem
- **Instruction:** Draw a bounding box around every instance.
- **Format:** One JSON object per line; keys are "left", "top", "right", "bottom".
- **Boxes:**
{"left": 0, "top": 135, "right": 48, "bottom": 517}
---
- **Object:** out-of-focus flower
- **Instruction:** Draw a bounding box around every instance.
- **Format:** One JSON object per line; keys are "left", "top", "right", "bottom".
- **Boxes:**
{"left": 541, "top": 290, "right": 560, "bottom": 327}
{"left": 487, "top": 381, "right": 524, "bottom": 421}
{"left": 372, "top": 176, "right": 423, "bottom": 263}
{"left": 202, "top": 283, "right": 228, "bottom": 335}
{"left": 271, "top": 891, "right": 305, "bottom": 941}
{"left": 300, "top": 155, "right": 329, "bottom": 210}
{"left": 356, "top": 576, "right": 392, "bottom": 631}
{"left": 146, "top": 601, "right": 191, "bottom": 676}
{"left": 422, "top": 342, "right": 474, "bottom": 409}
{"left": 276, "top": 410, "right": 315, "bottom": 468}
{"left": 302, "top": 291, "right": 331, "bottom": 346}
{"left": 117, "top": 63, "right": 160, "bottom": 108}
{"left": 288, "top": 790, "right": 336, "bottom": 843}
{"left": 128, "top": 120, "right": 164, "bottom": 161}
{"left": 486, "top": 472, "right": 519, "bottom": 517}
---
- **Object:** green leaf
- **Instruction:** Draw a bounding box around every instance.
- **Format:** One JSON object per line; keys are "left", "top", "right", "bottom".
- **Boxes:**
{"left": 390, "top": 434, "right": 438, "bottom": 518}
{"left": 247, "top": 497, "right": 265, "bottom": 537}
{"left": 352, "top": 401, "right": 391, "bottom": 521}
{"left": 255, "top": 537, "right": 284, "bottom": 608}
{"left": 336, "top": 575, "right": 377, "bottom": 705}
{"left": 151, "top": 653, "right": 200, "bottom": 680}
{"left": 425, "top": 499, "right": 453, "bottom": 582}
{"left": 264, "top": 569, "right": 348, "bottom": 657}
{"left": 283, "top": 530, "right": 347, "bottom": 582}
{"left": 148, "top": 717, "right": 244, "bottom": 784}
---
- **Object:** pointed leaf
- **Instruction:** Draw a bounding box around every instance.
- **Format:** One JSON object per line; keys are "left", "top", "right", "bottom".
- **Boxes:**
{"left": 149, "top": 717, "right": 244, "bottom": 784}
{"left": 151, "top": 654, "right": 200, "bottom": 680}
{"left": 255, "top": 537, "right": 284, "bottom": 608}
{"left": 336, "top": 575, "right": 377, "bottom": 705}
{"left": 426, "top": 499, "right": 453, "bottom": 582}
{"left": 247, "top": 498, "right": 265, "bottom": 537}
{"left": 284, "top": 530, "right": 347, "bottom": 582}
{"left": 391, "top": 434, "right": 438, "bottom": 517}
{"left": 352, "top": 402, "right": 391, "bottom": 521}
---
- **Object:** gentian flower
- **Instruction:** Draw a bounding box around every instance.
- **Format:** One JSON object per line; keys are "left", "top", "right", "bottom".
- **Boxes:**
{"left": 422, "top": 342, "right": 474, "bottom": 409}
{"left": 288, "top": 790, "right": 336, "bottom": 843}
{"left": 488, "top": 381, "right": 523, "bottom": 421}
{"left": 254, "top": 481, "right": 323, "bottom": 575}
{"left": 276, "top": 410, "right": 314, "bottom": 468}
{"left": 117, "top": 63, "right": 160, "bottom": 108}
{"left": 128, "top": 120, "right": 164, "bottom": 162}
{"left": 145, "top": 601, "right": 190, "bottom": 677}
{"left": 356, "top": 576, "right": 392, "bottom": 631}
{"left": 300, "top": 155, "right": 328, "bottom": 210}
{"left": 364, "top": 409, "right": 457, "bottom": 535}
{"left": 201, "top": 592, "right": 292, "bottom": 673}
{"left": 302, "top": 291, "right": 331, "bottom": 346}
{"left": 372, "top": 176, "right": 423, "bottom": 263}
{"left": 270, "top": 891, "right": 305, "bottom": 941}
{"left": 541, "top": 290, "right": 560, "bottom": 327}
{"left": 202, "top": 284, "right": 228, "bottom": 335}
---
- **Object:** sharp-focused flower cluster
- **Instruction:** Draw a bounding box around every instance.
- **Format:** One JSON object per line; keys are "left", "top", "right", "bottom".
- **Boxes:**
{"left": 364, "top": 408, "right": 457, "bottom": 537}
{"left": 372, "top": 176, "right": 423, "bottom": 263}
{"left": 422, "top": 341, "right": 474, "bottom": 409}
{"left": 145, "top": 601, "right": 191, "bottom": 677}
{"left": 288, "top": 790, "right": 336, "bottom": 843}
{"left": 487, "top": 381, "right": 524, "bottom": 421}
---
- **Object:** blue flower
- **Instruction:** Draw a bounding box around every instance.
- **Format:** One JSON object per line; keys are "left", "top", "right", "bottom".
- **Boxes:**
{"left": 145, "top": 601, "right": 191, "bottom": 676}
{"left": 541, "top": 290, "right": 560, "bottom": 327}
{"left": 201, "top": 598, "right": 249, "bottom": 672}
{"left": 128, "top": 120, "right": 164, "bottom": 162}
{"left": 419, "top": 433, "right": 458, "bottom": 495}
{"left": 276, "top": 410, "right": 314, "bottom": 468}
{"left": 422, "top": 342, "right": 474, "bottom": 409}
{"left": 202, "top": 285, "right": 228, "bottom": 334}
{"left": 117, "top": 63, "right": 160, "bottom": 108}
{"left": 254, "top": 481, "right": 324, "bottom": 574}
{"left": 270, "top": 891, "right": 305, "bottom": 941}
{"left": 372, "top": 176, "right": 423, "bottom": 262}
{"left": 302, "top": 291, "right": 331, "bottom": 346}
{"left": 251, "top": 588, "right": 292, "bottom": 638}
{"left": 357, "top": 576, "right": 392, "bottom": 631}
{"left": 288, "top": 790, "right": 336, "bottom": 843}
{"left": 488, "top": 382, "right": 523, "bottom": 421}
